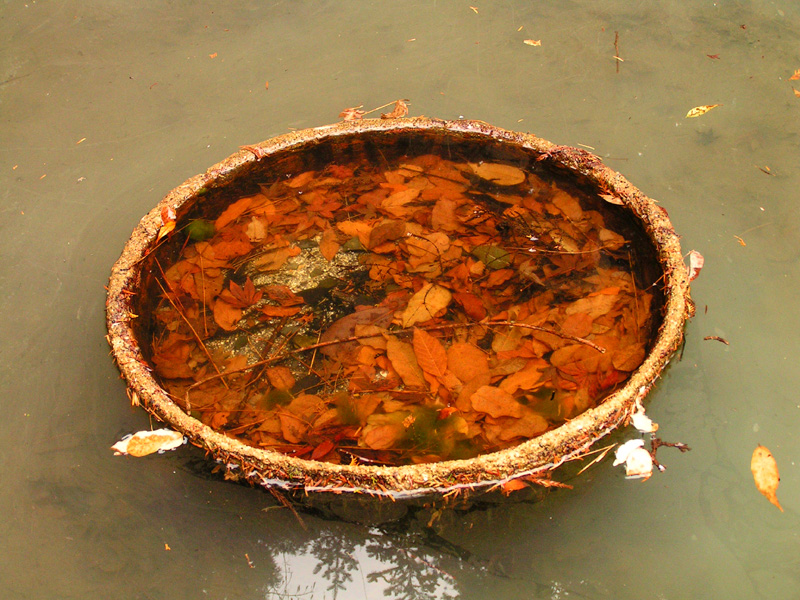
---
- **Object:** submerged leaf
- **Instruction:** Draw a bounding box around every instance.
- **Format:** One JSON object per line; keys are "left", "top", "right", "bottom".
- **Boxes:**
{"left": 400, "top": 283, "right": 452, "bottom": 327}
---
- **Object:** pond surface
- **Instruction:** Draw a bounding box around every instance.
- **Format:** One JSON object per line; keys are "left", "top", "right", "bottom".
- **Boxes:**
{"left": 2, "top": 1, "right": 800, "bottom": 598}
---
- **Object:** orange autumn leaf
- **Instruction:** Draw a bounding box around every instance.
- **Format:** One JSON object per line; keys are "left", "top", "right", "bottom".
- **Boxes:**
{"left": 789, "top": 68, "right": 800, "bottom": 81}
{"left": 447, "top": 342, "right": 489, "bottom": 383}
{"left": 452, "top": 292, "right": 487, "bottom": 321}
{"left": 336, "top": 219, "right": 373, "bottom": 248}
{"left": 385, "top": 337, "right": 426, "bottom": 388}
{"left": 215, "top": 196, "right": 254, "bottom": 230}
{"left": 213, "top": 298, "right": 242, "bottom": 331}
{"left": 319, "top": 227, "right": 341, "bottom": 261}
{"left": 400, "top": 283, "right": 452, "bottom": 327}
{"left": 412, "top": 328, "right": 448, "bottom": 378}
{"left": 470, "top": 385, "right": 523, "bottom": 418}
{"left": 266, "top": 366, "right": 295, "bottom": 391}
{"left": 751, "top": 445, "right": 783, "bottom": 512}
{"left": 259, "top": 305, "right": 301, "bottom": 318}
{"left": 501, "top": 479, "right": 528, "bottom": 496}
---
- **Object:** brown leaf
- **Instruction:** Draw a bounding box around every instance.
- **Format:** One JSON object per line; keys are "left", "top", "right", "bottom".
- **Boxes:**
{"left": 412, "top": 329, "right": 448, "bottom": 378}
{"left": 386, "top": 337, "right": 427, "bottom": 388}
{"left": 368, "top": 220, "right": 406, "bottom": 249}
{"left": 319, "top": 227, "right": 341, "bottom": 261}
{"left": 266, "top": 366, "right": 295, "bottom": 391}
{"left": 380, "top": 99, "right": 409, "bottom": 119}
{"left": 751, "top": 445, "right": 783, "bottom": 512}
{"left": 320, "top": 307, "right": 394, "bottom": 361}
{"left": 452, "top": 292, "right": 487, "bottom": 321}
{"left": 471, "top": 385, "right": 523, "bottom": 418}
{"left": 400, "top": 283, "right": 452, "bottom": 327}
{"left": 499, "top": 361, "right": 544, "bottom": 394}
{"left": 213, "top": 298, "right": 242, "bottom": 331}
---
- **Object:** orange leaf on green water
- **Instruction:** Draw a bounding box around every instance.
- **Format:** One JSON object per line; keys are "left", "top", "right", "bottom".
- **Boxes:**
{"left": 751, "top": 445, "right": 783, "bottom": 512}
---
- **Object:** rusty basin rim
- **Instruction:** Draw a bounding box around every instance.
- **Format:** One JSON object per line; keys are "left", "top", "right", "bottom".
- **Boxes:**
{"left": 106, "top": 117, "right": 693, "bottom": 499}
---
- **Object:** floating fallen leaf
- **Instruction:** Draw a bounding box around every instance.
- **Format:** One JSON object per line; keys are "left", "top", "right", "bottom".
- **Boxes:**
{"left": 789, "top": 68, "right": 800, "bottom": 81}
{"left": 613, "top": 439, "right": 653, "bottom": 480}
{"left": 707, "top": 54, "right": 720, "bottom": 59}
{"left": 793, "top": 87, "right": 800, "bottom": 98}
{"left": 523, "top": 39, "right": 541, "bottom": 46}
{"left": 734, "top": 235, "right": 746, "bottom": 247}
{"left": 686, "top": 104, "right": 721, "bottom": 118}
{"left": 599, "top": 193, "right": 624, "bottom": 205}
{"left": 686, "top": 250, "right": 704, "bottom": 282}
{"left": 265, "top": 81, "right": 269, "bottom": 90}
{"left": 112, "top": 429, "right": 185, "bottom": 456}
{"left": 751, "top": 445, "right": 783, "bottom": 512}
{"left": 703, "top": 335, "right": 729, "bottom": 345}
{"left": 209, "top": 52, "right": 218, "bottom": 59}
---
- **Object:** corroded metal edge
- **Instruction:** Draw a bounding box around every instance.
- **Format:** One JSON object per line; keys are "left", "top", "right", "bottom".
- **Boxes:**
{"left": 106, "top": 117, "right": 693, "bottom": 498}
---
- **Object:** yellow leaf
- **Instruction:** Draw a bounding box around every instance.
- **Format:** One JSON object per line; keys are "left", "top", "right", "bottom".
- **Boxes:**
{"left": 111, "top": 429, "right": 185, "bottom": 456}
{"left": 400, "top": 283, "right": 452, "bottom": 327}
{"left": 523, "top": 39, "right": 541, "bottom": 46}
{"left": 789, "top": 68, "right": 800, "bottom": 81}
{"left": 686, "top": 104, "right": 721, "bottom": 118}
{"left": 793, "top": 87, "right": 800, "bottom": 98}
{"left": 751, "top": 445, "right": 783, "bottom": 512}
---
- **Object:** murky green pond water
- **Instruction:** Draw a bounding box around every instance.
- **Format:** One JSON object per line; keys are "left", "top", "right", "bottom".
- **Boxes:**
{"left": 2, "top": 1, "right": 799, "bottom": 598}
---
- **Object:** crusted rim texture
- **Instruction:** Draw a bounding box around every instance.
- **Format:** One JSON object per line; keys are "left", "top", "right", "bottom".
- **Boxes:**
{"left": 106, "top": 117, "right": 693, "bottom": 499}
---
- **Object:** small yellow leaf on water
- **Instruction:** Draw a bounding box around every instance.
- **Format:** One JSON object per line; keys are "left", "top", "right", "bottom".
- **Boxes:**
{"left": 686, "top": 104, "right": 721, "bottom": 118}
{"left": 523, "top": 39, "right": 541, "bottom": 46}
{"left": 112, "top": 429, "right": 186, "bottom": 457}
{"left": 469, "top": 6, "right": 478, "bottom": 13}
{"left": 751, "top": 445, "right": 783, "bottom": 512}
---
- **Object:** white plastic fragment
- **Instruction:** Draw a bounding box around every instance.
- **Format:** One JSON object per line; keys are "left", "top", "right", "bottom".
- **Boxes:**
{"left": 630, "top": 397, "right": 659, "bottom": 433}
{"left": 112, "top": 428, "right": 186, "bottom": 457}
{"left": 613, "top": 439, "right": 654, "bottom": 480}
